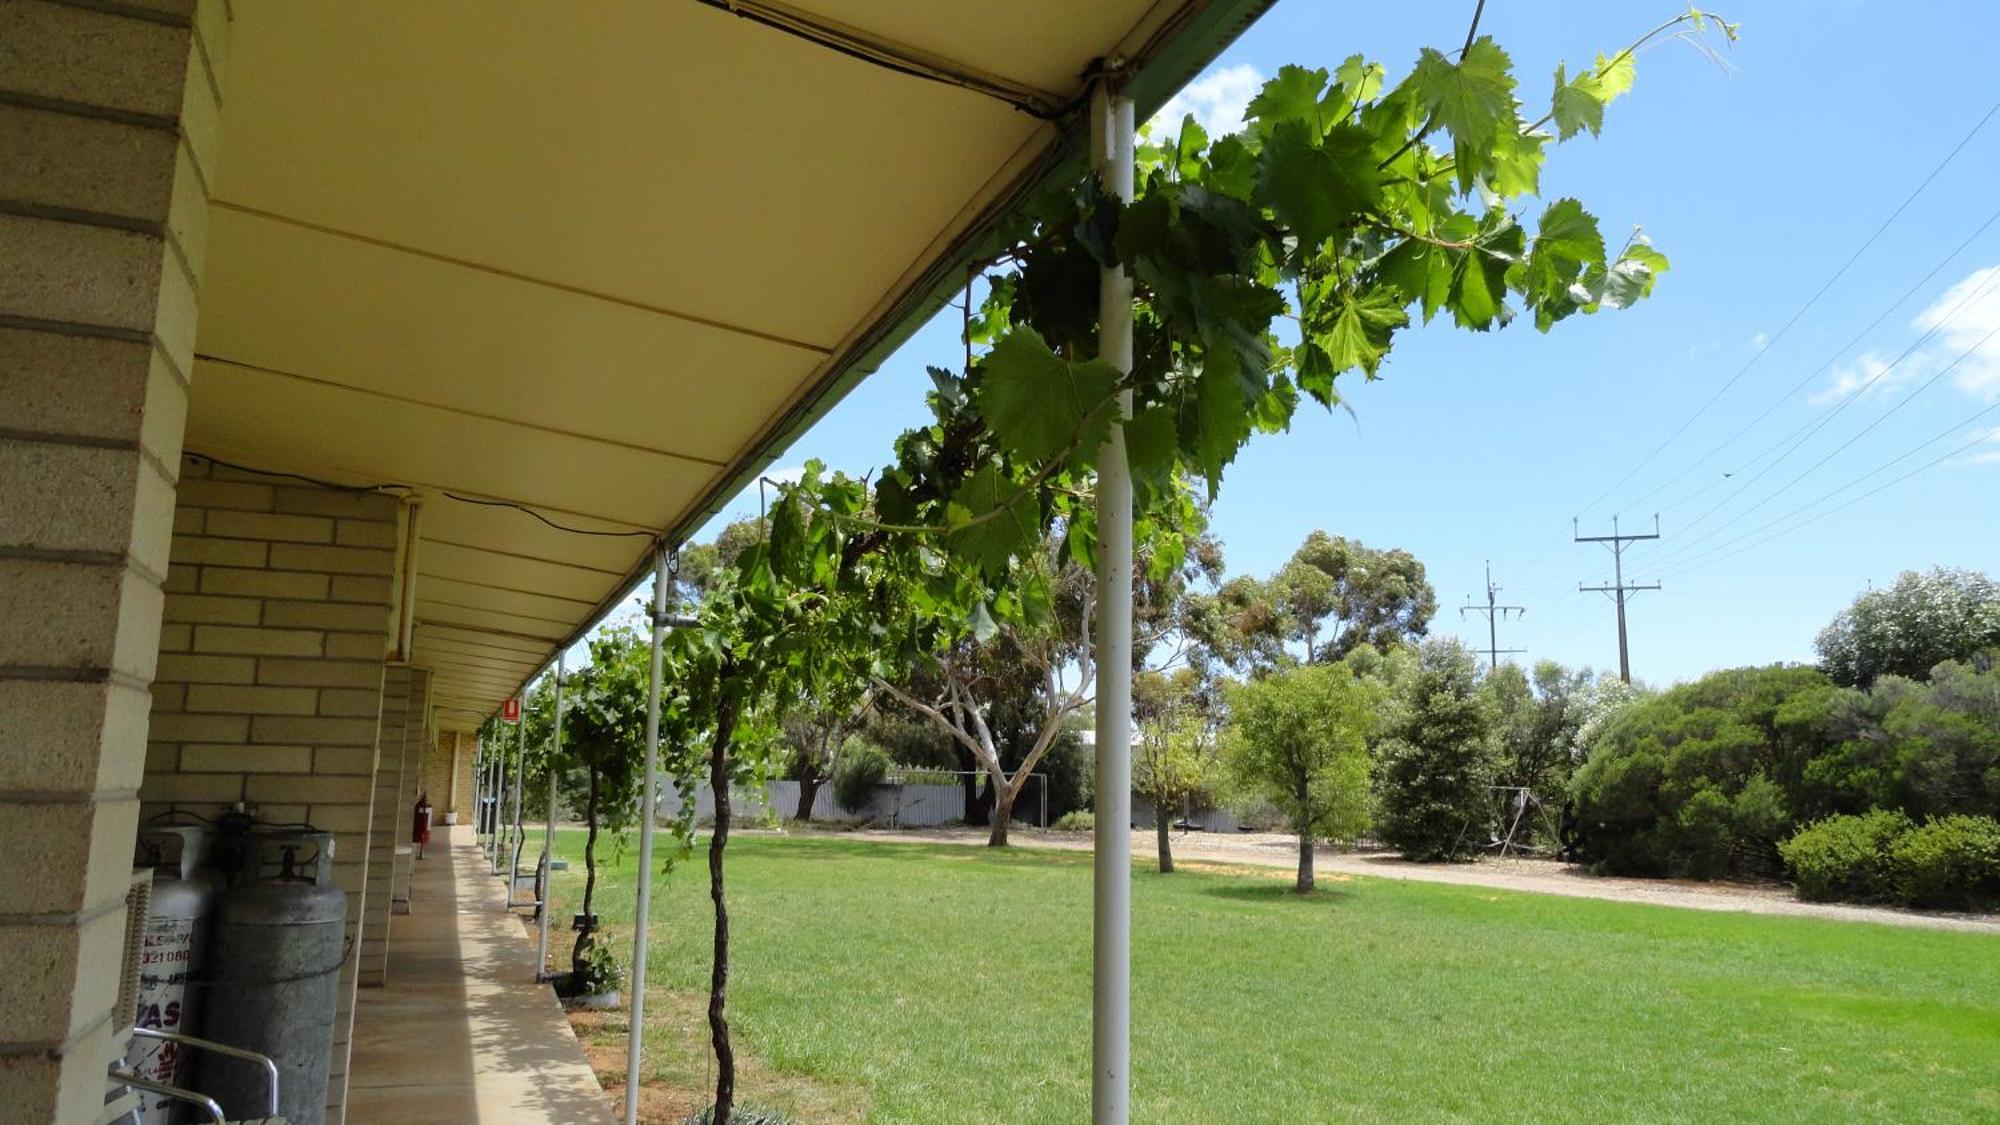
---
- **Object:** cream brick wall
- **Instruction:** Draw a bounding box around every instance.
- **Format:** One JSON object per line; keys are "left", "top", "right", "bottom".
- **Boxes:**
{"left": 142, "top": 456, "right": 400, "bottom": 1123}
{"left": 0, "top": 2, "right": 232, "bottom": 1120}
{"left": 425, "top": 728, "right": 474, "bottom": 817}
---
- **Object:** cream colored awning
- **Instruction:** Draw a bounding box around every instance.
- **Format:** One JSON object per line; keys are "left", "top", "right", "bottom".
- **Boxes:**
{"left": 187, "top": 0, "right": 1270, "bottom": 729}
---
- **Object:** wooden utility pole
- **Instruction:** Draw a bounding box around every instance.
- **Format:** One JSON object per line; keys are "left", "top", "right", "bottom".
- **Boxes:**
{"left": 1576, "top": 515, "right": 1661, "bottom": 683}
{"left": 1459, "top": 559, "right": 1525, "bottom": 670}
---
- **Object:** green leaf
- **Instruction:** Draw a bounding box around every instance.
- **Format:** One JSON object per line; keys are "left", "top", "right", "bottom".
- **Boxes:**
{"left": 1449, "top": 249, "right": 1502, "bottom": 330}
{"left": 974, "top": 327, "right": 1121, "bottom": 467}
{"left": 1376, "top": 238, "right": 1450, "bottom": 324}
{"left": 1411, "top": 37, "right": 1517, "bottom": 153}
{"left": 1246, "top": 65, "right": 1330, "bottom": 131}
{"left": 1592, "top": 49, "right": 1636, "bottom": 103}
{"left": 1322, "top": 289, "right": 1410, "bottom": 376}
{"left": 1204, "top": 134, "right": 1257, "bottom": 200}
{"left": 1124, "top": 403, "right": 1179, "bottom": 509}
{"left": 1174, "top": 114, "right": 1210, "bottom": 181}
{"left": 1258, "top": 121, "right": 1382, "bottom": 249}
{"left": 1183, "top": 349, "right": 1254, "bottom": 494}
{"left": 1486, "top": 125, "right": 1544, "bottom": 198}
{"left": 945, "top": 465, "right": 1037, "bottom": 579}
{"left": 1550, "top": 63, "right": 1605, "bottom": 140}
{"left": 1335, "top": 54, "right": 1385, "bottom": 106}
{"left": 968, "top": 600, "right": 999, "bottom": 642}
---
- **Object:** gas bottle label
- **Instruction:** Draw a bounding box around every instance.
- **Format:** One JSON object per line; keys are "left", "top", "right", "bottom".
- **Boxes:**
{"left": 132, "top": 915, "right": 201, "bottom": 1120}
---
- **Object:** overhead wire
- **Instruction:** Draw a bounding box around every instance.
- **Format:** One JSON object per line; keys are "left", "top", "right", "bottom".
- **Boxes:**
{"left": 1618, "top": 198, "right": 2000, "bottom": 518}
{"left": 1651, "top": 275, "right": 2000, "bottom": 566}
{"left": 1659, "top": 402, "right": 2000, "bottom": 580}
{"left": 1572, "top": 99, "right": 2000, "bottom": 518}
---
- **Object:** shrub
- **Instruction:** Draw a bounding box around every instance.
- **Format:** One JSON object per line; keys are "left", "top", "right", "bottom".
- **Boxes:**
{"left": 1052, "top": 811, "right": 1094, "bottom": 832}
{"left": 1570, "top": 665, "right": 1833, "bottom": 878}
{"left": 1890, "top": 815, "right": 2000, "bottom": 910}
{"left": 832, "top": 744, "right": 889, "bottom": 813}
{"left": 1779, "top": 810, "right": 1912, "bottom": 903}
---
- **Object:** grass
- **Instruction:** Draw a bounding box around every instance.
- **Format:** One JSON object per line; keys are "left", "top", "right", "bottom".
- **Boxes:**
{"left": 545, "top": 830, "right": 2000, "bottom": 1123}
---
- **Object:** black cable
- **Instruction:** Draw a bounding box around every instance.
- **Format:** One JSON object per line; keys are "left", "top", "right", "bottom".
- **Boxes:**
{"left": 1580, "top": 99, "right": 2000, "bottom": 516}
{"left": 690, "top": 0, "right": 1081, "bottom": 121}
{"left": 186, "top": 452, "right": 404, "bottom": 495}
{"left": 1623, "top": 198, "right": 2000, "bottom": 516}
{"left": 438, "top": 491, "right": 659, "bottom": 540}
{"left": 187, "top": 453, "right": 658, "bottom": 542}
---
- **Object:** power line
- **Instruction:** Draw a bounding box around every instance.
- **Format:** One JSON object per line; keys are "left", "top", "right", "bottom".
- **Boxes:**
{"left": 1576, "top": 99, "right": 2000, "bottom": 517}
{"left": 1655, "top": 311, "right": 2000, "bottom": 569}
{"left": 1618, "top": 199, "right": 2000, "bottom": 517}
{"left": 1651, "top": 269, "right": 2000, "bottom": 563}
{"left": 1659, "top": 399, "right": 2000, "bottom": 579}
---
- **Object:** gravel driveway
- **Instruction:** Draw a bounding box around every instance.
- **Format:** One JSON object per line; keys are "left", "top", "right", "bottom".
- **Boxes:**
{"left": 821, "top": 824, "right": 2000, "bottom": 935}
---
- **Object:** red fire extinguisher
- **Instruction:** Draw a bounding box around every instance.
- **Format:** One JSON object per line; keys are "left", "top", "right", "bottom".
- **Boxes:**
{"left": 413, "top": 792, "right": 433, "bottom": 858}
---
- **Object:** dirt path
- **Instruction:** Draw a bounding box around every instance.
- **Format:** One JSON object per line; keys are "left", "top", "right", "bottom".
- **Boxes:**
{"left": 814, "top": 825, "right": 2000, "bottom": 935}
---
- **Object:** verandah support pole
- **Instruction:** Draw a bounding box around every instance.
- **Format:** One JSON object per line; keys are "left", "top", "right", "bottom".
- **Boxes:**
{"left": 509, "top": 684, "right": 528, "bottom": 880}
{"left": 1090, "top": 80, "right": 1136, "bottom": 1125}
{"left": 624, "top": 546, "right": 672, "bottom": 1125}
{"left": 536, "top": 652, "right": 566, "bottom": 980}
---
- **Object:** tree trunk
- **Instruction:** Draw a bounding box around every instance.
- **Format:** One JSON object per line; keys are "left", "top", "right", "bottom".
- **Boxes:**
{"left": 1155, "top": 801, "right": 1175, "bottom": 874}
{"left": 1294, "top": 777, "right": 1314, "bottom": 893}
{"left": 706, "top": 701, "right": 738, "bottom": 1123}
{"left": 987, "top": 771, "right": 1018, "bottom": 847}
{"left": 571, "top": 760, "right": 602, "bottom": 979}
{"left": 794, "top": 771, "right": 822, "bottom": 822}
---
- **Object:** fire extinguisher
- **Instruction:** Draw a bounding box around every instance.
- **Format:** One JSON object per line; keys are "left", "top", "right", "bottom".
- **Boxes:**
{"left": 413, "top": 793, "right": 433, "bottom": 859}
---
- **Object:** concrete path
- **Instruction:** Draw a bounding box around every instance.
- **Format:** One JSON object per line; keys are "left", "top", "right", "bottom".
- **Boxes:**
{"left": 347, "top": 826, "right": 612, "bottom": 1123}
{"left": 833, "top": 826, "right": 2000, "bottom": 936}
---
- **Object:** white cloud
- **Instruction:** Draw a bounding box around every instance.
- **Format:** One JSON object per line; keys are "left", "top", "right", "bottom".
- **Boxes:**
{"left": 1811, "top": 265, "right": 2000, "bottom": 407}
{"left": 1148, "top": 63, "right": 1263, "bottom": 139}
{"left": 1912, "top": 266, "right": 2000, "bottom": 401}
{"left": 1951, "top": 424, "right": 2000, "bottom": 466}
{"left": 1748, "top": 331, "right": 1769, "bottom": 352}
{"left": 1809, "top": 350, "right": 1925, "bottom": 405}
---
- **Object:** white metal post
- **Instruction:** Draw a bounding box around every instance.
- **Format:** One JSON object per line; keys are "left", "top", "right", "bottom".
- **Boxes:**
{"left": 536, "top": 653, "right": 565, "bottom": 980}
{"left": 487, "top": 740, "right": 504, "bottom": 871}
{"left": 506, "top": 684, "right": 529, "bottom": 896}
{"left": 624, "top": 547, "right": 671, "bottom": 1125}
{"left": 474, "top": 738, "right": 487, "bottom": 854}
{"left": 1089, "top": 82, "right": 1135, "bottom": 1125}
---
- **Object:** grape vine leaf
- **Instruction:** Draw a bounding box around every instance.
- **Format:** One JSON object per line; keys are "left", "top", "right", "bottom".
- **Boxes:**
{"left": 1246, "top": 65, "right": 1330, "bottom": 131}
{"left": 1551, "top": 64, "right": 1605, "bottom": 140}
{"left": 1323, "top": 289, "right": 1410, "bottom": 376}
{"left": 1258, "top": 121, "right": 1382, "bottom": 248}
{"left": 974, "top": 327, "right": 1120, "bottom": 467}
{"left": 946, "top": 465, "right": 1037, "bottom": 579}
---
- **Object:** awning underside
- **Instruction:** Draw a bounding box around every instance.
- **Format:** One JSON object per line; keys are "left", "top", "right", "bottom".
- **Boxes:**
{"left": 187, "top": 0, "right": 1260, "bottom": 727}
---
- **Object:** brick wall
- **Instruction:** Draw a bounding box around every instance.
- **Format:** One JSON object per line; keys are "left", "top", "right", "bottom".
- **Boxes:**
{"left": 0, "top": 2, "right": 232, "bottom": 1117}
{"left": 142, "top": 456, "right": 400, "bottom": 1122}
{"left": 425, "top": 728, "right": 474, "bottom": 817}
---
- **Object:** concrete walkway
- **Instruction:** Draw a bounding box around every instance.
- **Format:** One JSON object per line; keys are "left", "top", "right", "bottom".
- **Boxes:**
{"left": 347, "top": 826, "right": 611, "bottom": 1122}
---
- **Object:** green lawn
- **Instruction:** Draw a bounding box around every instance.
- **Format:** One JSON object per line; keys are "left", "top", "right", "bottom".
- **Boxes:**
{"left": 543, "top": 831, "right": 2000, "bottom": 1124}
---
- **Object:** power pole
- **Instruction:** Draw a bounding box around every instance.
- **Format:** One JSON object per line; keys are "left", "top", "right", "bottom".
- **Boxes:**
{"left": 1575, "top": 514, "right": 1661, "bottom": 683}
{"left": 1459, "top": 559, "right": 1525, "bottom": 671}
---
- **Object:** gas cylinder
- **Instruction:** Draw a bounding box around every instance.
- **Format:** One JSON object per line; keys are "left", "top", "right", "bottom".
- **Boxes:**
{"left": 198, "top": 846, "right": 347, "bottom": 1125}
{"left": 130, "top": 827, "right": 215, "bottom": 1124}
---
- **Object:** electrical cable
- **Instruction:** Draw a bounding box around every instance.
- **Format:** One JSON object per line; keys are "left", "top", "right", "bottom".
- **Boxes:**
{"left": 1618, "top": 199, "right": 2000, "bottom": 517}
{"left": 1659, "top": 407, "right": 2000, "bottom": 581}
{"left": 185, "top": 453, "right": 660, "bottom": 542}
{"left": 1652, "top": 278, "right": 2000, "bottom": 566}
{"left": 1574, "top": 99, "right": 2000, "bottom": 517}
{"left": 689, "top": 0, "right": 1083, "bottom": 121}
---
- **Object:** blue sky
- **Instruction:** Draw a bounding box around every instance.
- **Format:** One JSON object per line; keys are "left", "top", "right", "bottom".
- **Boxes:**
{"left": 689, "top": 0, "right": 2000, "bottom": 687}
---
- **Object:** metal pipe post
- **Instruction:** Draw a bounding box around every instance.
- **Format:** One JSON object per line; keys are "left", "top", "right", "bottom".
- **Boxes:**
{"left": 1089, "top": 81, "right": 1135, "bottom": 1125}
{"left": 623, "top": 547, "right": 671, "bottom": 1125}
{"left": 507, "top": 682, "right": 529, "bottom": 892}
{"left": 475, "top": 738, "right": 489, "bottom": 855}
{"left": 536, "top": 653, "right": 565, "bottom": 979}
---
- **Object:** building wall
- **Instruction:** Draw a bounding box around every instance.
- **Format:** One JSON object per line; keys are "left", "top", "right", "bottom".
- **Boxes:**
{"left": 360, "top": 667, "right": 412, "bottom": 986}
{"left": 141, "top": 457, "right": 400, "bottom": 1123}
{"left": 0, "top": 2, "right": 232, "bottom": 1119}
{"left": 425, "top": 728, "right": 475, "bottom": 818}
